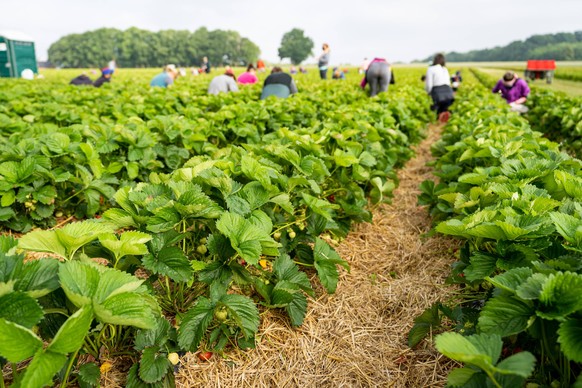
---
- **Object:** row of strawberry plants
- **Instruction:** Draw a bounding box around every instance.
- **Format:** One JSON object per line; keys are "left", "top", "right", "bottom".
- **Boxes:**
{"left": 470, "top": 68, "right": 582, "bottom": 159}
{"left": 413, "top": 77, "right": 582, "bottom": 386}
{"left": 0, "top": 79, "right": 430, "bottom": 232}
{"left": 526, "top": 91, "right": 582, "bottom": 158}
{"left": 1, "top": 75, "right": 431, "bottom": 386}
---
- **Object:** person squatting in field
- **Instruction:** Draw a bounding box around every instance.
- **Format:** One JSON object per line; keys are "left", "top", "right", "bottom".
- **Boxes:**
{"left": 451, "top": 70, "right": 462, "bottom": 92}
{"left": 425, "top": 53, "right": 455, "bottom": 123}
{"left": 237, "top": 64, "right": 259, "bottom": 85}
{"left": 70, "top": 67, "right": 114, "bottom": 87}
{"left": 332, "top": 67, "right": 346, "bottom": 80}
{"left": 492, "top": 71, "right": 531, "bottom": 113}
{"left": 93, "top": 68, "right": 114, "bottom": 87}
{"left": 150, "top": 64, "right": 179, "bottom": 88}
{"left": 260, "top": 67, "right": 298, "bottom": 99}
{"left": 360, "top": 58, "right": 394, "bottom": 97}
{"left": 208, "top": 67, "right": 239, "bottom": 95}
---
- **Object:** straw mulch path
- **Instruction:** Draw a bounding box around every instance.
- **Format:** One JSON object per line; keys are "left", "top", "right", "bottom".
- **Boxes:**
{"left": 172, "top": 124, "right": 460, "bottom": 387}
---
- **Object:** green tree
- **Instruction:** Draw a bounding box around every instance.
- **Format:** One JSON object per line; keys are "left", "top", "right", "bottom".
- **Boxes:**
{"left": 278, "top": 28, "right": 314, "bottom": 65}
{"left": 48, "top": 27, "right": 261, "bottom": 68}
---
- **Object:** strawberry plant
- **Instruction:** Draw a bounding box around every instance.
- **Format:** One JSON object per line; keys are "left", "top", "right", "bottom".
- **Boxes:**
{"left": 415, "top": 74, "right": 582, "bottom": 386}
{"left": 0, "top": 233, "right": 161, "bottom": 388}
{"left": 1, "top": 68, "right": 434, "bottom": 386}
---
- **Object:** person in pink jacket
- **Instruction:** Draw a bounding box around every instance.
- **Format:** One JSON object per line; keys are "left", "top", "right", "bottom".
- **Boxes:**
{"left": 238, "top": 64, "right": 259, "bottom": 85}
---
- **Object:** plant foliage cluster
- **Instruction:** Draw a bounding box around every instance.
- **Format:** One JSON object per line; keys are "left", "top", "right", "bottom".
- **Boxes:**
{"left": 0, "top": 68, "right": 431, "bottom": 386}
{"left": 413, "top": 71, "right": 582, "bottom": 387}
{"left": 0, "top": 72, "right": 429, "bottom": 233}
{"left": 471, "top": 68, "right": 582, "bottom": 158}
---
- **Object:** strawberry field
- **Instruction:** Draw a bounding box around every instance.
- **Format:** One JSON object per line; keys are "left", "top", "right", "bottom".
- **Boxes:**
{"left": 1, "top": 67, "right": 582, "bottom": 387}
{"left": 416, "top": 70, "right": 582, "bottom": 387}
{"left": 0, "top": 68, "right": 434, "bottom": 387}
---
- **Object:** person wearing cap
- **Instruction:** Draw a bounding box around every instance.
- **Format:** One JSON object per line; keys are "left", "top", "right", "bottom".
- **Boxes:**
{"left": 207, "top": 68, "right": 239, "bottom": 95}
{"left": 260, "top": 67, "right": 298, "bottom": 99}
{"left": 93, "top": 68, "right": 114, "bottom": 87}
{"left": 360, "top": 58, "right": 393, "bottom": 97}
{"left": 492, "top": 71, "right": 531, "bottom": 113}
{"left": 150, "top": 64, "right": 179, "bottom": 88}
{"left": 238, "top": 64, "right": 259, "bottom": 85}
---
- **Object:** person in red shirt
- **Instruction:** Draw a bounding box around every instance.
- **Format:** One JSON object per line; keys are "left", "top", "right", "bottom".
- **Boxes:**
{"left": 257, "top": 59, "right": 266, "bottom": 73}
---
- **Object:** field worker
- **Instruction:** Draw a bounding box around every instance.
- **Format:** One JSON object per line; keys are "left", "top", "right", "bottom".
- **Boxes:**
{"left": 201, "top": 56, "right": 211, "bottom": 73}
{"left": 492, "top": 71, "right": 530, "bottom": 113}
{"left": 93, "top": 68, "right": 114, "bottom": 87}
{"left": 150, "top": 64, "right": 179, "bottom": 88}
{"left": 450, "top": 70, "right": 462, "bottom": 92}
{"left": 359, "top": 57, "right": 371, "bottom": 74}
{"left": 260, "top": 67, "right": 298, "bottom": 99}
{"left": 208, "top": 68, "right": 239, "bottom": 95}
{"left": 332, "top": 67, "right": 346, "bottom": 80}
{"left": 257, "top": 59, "right": 266, "bottom": 73}
{"left": 70, "top": 73, "right": 94, "bottom": 86}
{"left": 425, "top": 53, "right": 454, "bottom": 123}
{"left": 318, "top": 43, "right": 331, "bottom": 80}
{"left": 360, "top": 58, "right": 392, "bottom": 97}
{"left": 238, "top": 64, "right": 259, "bottom": 85}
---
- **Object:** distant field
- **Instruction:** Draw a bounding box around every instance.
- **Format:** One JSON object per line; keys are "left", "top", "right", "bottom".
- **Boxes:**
{"left": 459, "top": 61, "right": 582, "bottom": 83}
{"left": 446, "top": 61, "right": 582, "bottom": 68}
{"left": 397, "top": 61, "right": 582, "bottom": 97}
{"left": 402, "top": 61, "right": 582, "bottom": 83}
{"left": 475, "top": 67, "right": 582, "bottom": 97}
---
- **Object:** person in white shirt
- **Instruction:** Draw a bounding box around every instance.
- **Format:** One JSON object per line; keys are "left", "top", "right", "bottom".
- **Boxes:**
{"left": 207, "top": 68, "right": 239, "bottom": 95}
{"left": 425, "top": 53, "right": 454, "bottom": 123}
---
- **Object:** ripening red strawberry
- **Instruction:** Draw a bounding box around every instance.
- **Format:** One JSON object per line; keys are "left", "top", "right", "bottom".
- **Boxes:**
{"left": 198, "top": 351, "right": 213, "bottom": 361}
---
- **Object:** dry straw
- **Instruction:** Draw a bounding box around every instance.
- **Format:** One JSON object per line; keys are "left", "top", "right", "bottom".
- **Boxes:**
{"left": 170, "top": 125, "right": 460, "bottom": 388}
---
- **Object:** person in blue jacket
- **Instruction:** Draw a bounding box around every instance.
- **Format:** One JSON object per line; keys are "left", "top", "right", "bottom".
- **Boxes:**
{"left": 150, "top": 64, "right": 179, "bottom": 88}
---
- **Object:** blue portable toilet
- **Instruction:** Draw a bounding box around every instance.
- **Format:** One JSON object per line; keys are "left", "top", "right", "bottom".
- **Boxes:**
{"left": 0, "top": 31, "right": 38, "bottom": 78}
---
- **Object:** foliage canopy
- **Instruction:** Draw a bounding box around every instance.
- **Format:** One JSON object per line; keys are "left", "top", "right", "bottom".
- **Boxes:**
{"left": 277, "top": 28, "right": 314, "bottom": 65}
{"left": 48, "top": 27, "right": 261, "bottom": 68}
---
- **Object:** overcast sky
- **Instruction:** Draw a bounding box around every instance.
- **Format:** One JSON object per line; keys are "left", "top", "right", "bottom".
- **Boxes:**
{"left": 2, "top": 0, "right": 581, "bottom": 64}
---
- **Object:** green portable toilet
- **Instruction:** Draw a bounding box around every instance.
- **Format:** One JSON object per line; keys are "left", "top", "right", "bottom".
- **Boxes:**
{"left": 0, "top": 31, "right": 38, "bottom": 78}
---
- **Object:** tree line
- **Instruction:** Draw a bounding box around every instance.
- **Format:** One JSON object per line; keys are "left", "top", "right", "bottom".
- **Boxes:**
{"left": 418, "top": 31, "right": 582, "bottom": 62}
{"left": 48, "top": 27, "right": 261, "bottom": 68}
